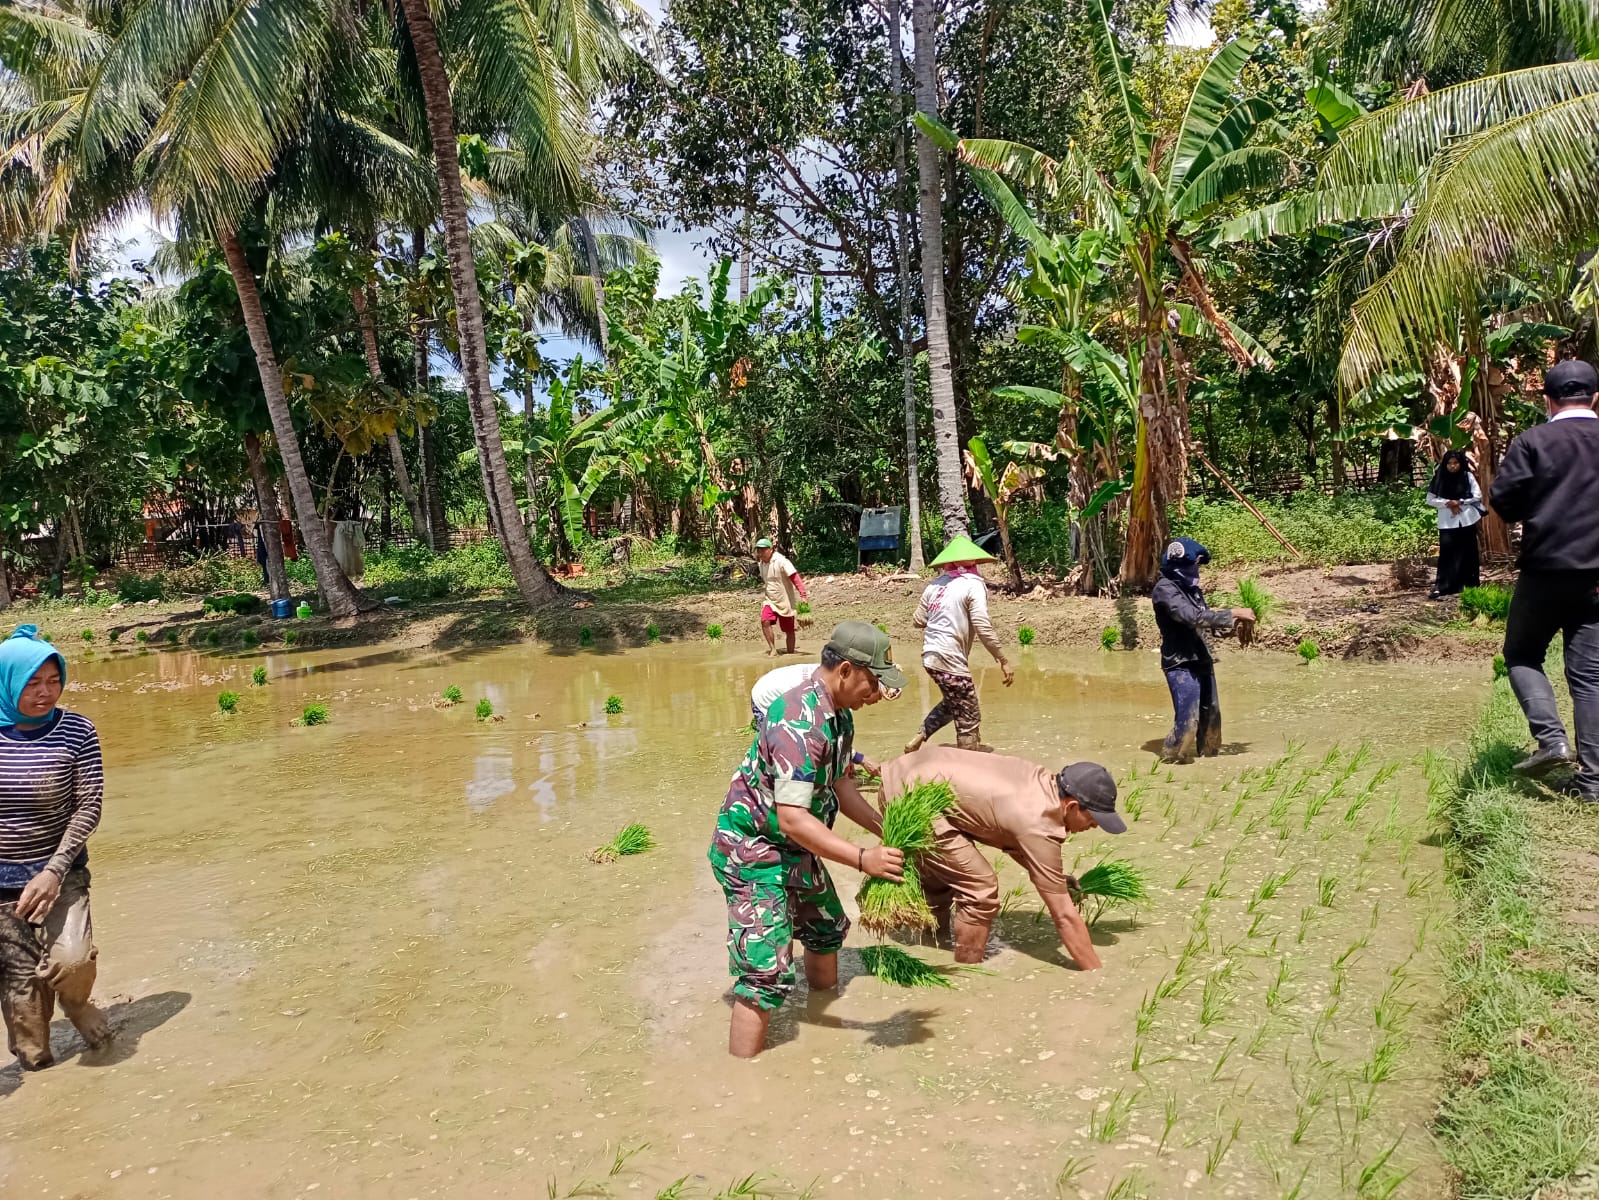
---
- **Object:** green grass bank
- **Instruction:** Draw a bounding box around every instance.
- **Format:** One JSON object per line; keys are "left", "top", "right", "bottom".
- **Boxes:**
{"left": 1432, "top": 675, "right": 1599, "bottom": 1198}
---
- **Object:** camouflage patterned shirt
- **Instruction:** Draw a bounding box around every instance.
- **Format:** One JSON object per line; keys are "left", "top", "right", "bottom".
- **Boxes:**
{"left": 711, "top": 674, "right": 855, "bottom": 867}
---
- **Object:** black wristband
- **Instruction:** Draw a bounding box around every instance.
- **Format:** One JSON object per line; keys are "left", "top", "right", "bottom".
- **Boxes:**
{"left": 858, "top": 847, "right": 865, "bottom": 873}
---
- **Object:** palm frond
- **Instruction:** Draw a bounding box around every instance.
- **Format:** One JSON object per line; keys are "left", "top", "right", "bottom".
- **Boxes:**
{"left": 1213, "top": 184, "right": 1413, "bottom": 243}
{"left": 1322, "top": 59, "right": 1599, "bottom": 192}
{"left": 1167, "top": 34, "right": 1259, "bottom": 195}
{"left": 1338, "top": 91, "right": 1599, "bottom": 390}
{"left": 958, "top": 136, "right": 1127, "bottom": 240}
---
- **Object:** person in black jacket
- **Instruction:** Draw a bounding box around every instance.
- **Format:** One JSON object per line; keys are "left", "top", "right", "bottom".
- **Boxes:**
{"left": 1488, "top": 359, "right": 1599, "bottom": 797}
{"left": 1151, "top": 538, "right": 1256, "bottom": 763}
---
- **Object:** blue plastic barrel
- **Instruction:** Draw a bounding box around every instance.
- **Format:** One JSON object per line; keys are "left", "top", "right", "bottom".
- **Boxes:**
{"left": 270, "top": 599, "right": 294, "bottom": 620}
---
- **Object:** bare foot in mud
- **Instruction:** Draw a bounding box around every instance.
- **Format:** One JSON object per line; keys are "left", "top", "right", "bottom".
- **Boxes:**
{"left": 67, "top": 1003, "right": 113, "bottom": 1050}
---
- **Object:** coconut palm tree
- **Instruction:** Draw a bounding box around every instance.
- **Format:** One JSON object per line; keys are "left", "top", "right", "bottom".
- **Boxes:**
{"left": 391, "top": 0, "right": 633, "bottom": 606}
{"left": 0, "top": 0, "right": 373, "bottom": 615}
{"left": 953, "top": 0, "right": 1284, "bottom": 587}
{"left": 887, "top": 0, "right": 926, "bottom": 570}
{"left": 911, "top": 0, "right": 969, "bottom": 542}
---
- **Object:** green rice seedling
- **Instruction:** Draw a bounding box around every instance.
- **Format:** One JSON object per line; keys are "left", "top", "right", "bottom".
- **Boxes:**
{"left": 1363, "top": 1035, "right": 1403, "bottom": 1084}
{"left": 1336, "top": 935, "right": 1369, "bottom": 971}
{"left": 80, "top": 628, "right": 93, "bottom": 641}
{"left": 442, "top": 685, "right": 462, "bottom": 704}
{"left": 1292, "top": 1087, "right": 1325, "bottom": 1145}
{"left": 475, "top": 698, "right": 494, "bottom": 720}
{"left": 857, "top": 782, "right": 958, "bottom": 934}
{"left": 1267, "top": 958, "right": 1293, "bottom": 1012}
{"left": 284, "top": 629, "right": 298, "bottom": 645}
{"left": 1234, "top": 576, "right": 1276, "bottom": 624}
{"left": 240, "top": 629, "right": 259, "bottom": 647}
{"left": 1017, "top": 625, "right": 1036, "bottom": 646}
{"left": 1104, "top": 1172, "right": 1148, "bottom": 1200}
{"left": 1158, "top": 1093, "right": 1180, "bottom": 1154}
{"left": 108, "top": 629, "right": 120, "bottom": 644}
{"left": 1090, "top": 1088, "right": 1137, "bottom": 1142}
{"left": 1317, "top": 872, "right": 1339, "bottom": 907}
{"left": 646, "top": 623, "right": 661, "bottom": 643}
{"left": 135, "top": 630, "right": 149, "bottom": 644}
{"left": 604, "top": 694, "right": 624, "bottom": 714}
{"left": 1343, "top": 785, "right": 1377, "bottom": 826}
{"left": 1055, "top": 1157, "right": 1090, "bottom": 1190}
{"left": 1248, "top": 866, "right": 1298, "bottom": 913}
{"left": 706, "top": 623, "right": 724, "bottom": 640}
{"left": 252, "top": 665, "right": 268, "bottom": 686}
{"left": 1135, "top": 990, "right": 1157, "bottom": 1037}
{"left": 1203, "top": 868, "right": 1231, "bottom": 901}
{"left": 300, "top": 702, "right": 329, "bottom": 726}
{"left": 1460, "top": 583, "right": 1512, "bottom": 621}
{"left": 859, "top": 945, "right": 954, "bottom": 989}
{"left": 1100, "top": 625, "right": 1118, "bottom": 650}
{"left": 1297, "top": 638, "right": 1321, "bottom": 663}
{"left": 1209, "top": 1036, "right": 1237, "bottom": 1081}
{"left": 1246, "top": 911, "right": 1268, "bottom": 939}
{"left": 1123, "top": 783, "right": 1147, "bottom": 821}
{"left": 1200, "top": 972, "right": 1233, "bottom": 1028}
{"left": 1154, "top": 973, "right": 1189, "bottom": 1002}
{"left": 655, "top": 1181, "right": 689, "bottom": 1200}
{"left": 217, "top": 690, "right": 240, "bottom": 714}
{"left": 997, "top": 881, "right": 1030, "bottom": 917}
{"left": 1129, "top": 1039, "right": 1145, "bottom": 1072}
{"left": 1297, "top": 906, "right": 1317, "bottom": 944}
{"left": 1076, "top": 859, "right": 1149, "bottom": 924}
{"left": 1302, "top": 785, "right": 1336, "bottom": 828}
{"left": 1173, "top": 863, "right": 1195, "bottom": 890}
{"left": 578, "top": 625, "right": 594, "bottom": 647}
{"left": 1374, "top": 978, "right": 1413, "bottom": 1032}
{"left": 875, "top": 621, "right": 889, "bottom": 633}
{"left": 589, "top": 822, "right": 655, "bottom": 863}
{"left": 1205, "top": 1117, "right": 1242, "bottom": 1176}
{"left": 1246, "top": 1019, "right": 1270, "bottom": 1057}
{"left": 796, "top": 600, "right": 812, "bottom": 616}
{"left": 1492, "top": 651, "right": 1507, "bottom": 679}
{"left": 165, "top": 629, "right": 179, "bottom": 645}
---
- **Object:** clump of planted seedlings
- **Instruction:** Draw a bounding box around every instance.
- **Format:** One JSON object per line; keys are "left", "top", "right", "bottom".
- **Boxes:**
{"left": 857, "top": 781, "right": 957, "bottom": 934}
{"left": 217, "top": 690, "right": 239, "bottom": 714}
{"left": 475, "top": 698, "right": 494, "bottom": 721}
{"left": 604, "top": 694, "right": 624, "bottom": 714}
{"left": 706, "top": 623, "right": 723, "bottom": 640}
{"left": 299, "top": 702, "right": 329, "bottom": 726}
{"left": 252, "top": 666, "right": 268, "bottom": 686}
{"left": 441, "top": 685, "right": 462, "bottom": 704}
{"left": 588, "top": 822, "right": 654, "bottom": 863}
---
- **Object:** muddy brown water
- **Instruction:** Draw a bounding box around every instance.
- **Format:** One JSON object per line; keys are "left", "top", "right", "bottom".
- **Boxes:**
{"left": 0, "top": 636, "right": 1486, "bottom": 1199}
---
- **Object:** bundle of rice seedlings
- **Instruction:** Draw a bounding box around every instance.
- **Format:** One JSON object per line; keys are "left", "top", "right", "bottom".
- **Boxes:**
{"left": 856, "top": 781, "right": 957, "bottom": 935}
{"left": 1077, "top": 858, "right": 1149, "bottom": 924}
{"left": 860, "top": 944, "right": 953, "bottom": 989}
{"left": 589, "top": 822, "right": 654, "bottom": 863}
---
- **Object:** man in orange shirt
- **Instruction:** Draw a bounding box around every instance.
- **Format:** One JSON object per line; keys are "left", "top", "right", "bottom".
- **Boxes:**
{"left": 879, "top": 746, "right": 1123, "bottom": 969}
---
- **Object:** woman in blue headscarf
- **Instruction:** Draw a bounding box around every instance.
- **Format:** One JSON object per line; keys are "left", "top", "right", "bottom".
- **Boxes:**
{"left": 1151, "top": 540, "right": 1256, "bottom": 763}
{"left": 0, "top": 624, "right": 111, "bottom": 1068}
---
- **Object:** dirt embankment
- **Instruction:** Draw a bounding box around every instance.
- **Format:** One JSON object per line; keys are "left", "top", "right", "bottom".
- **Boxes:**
{"left": 18, "top": 558, "right": 1508, "bottom": 666}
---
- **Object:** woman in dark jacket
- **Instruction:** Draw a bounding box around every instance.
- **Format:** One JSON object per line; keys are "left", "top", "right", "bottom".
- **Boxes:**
{"left": 1151, "top": 539, "right": 1255, "bottom": 763}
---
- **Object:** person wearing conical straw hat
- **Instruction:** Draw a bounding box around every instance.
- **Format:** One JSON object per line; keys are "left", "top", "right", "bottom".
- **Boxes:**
{"left": 904, "top": 536, "right": 1013, "bottom": 754}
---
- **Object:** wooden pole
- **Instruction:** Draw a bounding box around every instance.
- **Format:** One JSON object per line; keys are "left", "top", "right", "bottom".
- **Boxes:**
{"left": 1193, "top": 451, "right": 1304, "bottom": 559}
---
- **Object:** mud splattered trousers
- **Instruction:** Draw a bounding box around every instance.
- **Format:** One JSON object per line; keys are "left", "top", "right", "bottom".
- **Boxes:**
{"left": 920, "top": 669, "right": 981, "bottom": 741}
{"left": 1162, "top": 664, "right": 1221, "bottom": 763}
{"left": 709, "top": 840, "right": 849, "bottom": 1012}
{"left": 0, "top": 867, "right": 100, "bottom": 1069}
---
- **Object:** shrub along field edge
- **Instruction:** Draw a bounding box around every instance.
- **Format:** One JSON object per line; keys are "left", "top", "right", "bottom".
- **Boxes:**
{"left": 1432, "top": 674, "right": 1599, "bottom": 1198}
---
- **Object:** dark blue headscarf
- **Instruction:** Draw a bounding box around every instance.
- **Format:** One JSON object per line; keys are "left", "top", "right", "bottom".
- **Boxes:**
{"left": 1160, "top": 538, "right": 1210, "bottom": 596}
{"left": 0, "top": 624, "right": 66, "bottom": 727}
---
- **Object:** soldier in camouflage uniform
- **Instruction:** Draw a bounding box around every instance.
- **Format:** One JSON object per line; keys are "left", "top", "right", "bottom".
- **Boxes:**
{"left": 709, "top": 621, "right": 909, "bottom": 1058}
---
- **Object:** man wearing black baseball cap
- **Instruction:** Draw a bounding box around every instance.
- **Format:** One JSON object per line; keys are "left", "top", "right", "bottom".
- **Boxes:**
{"left": 1489, "top": 358, "right": 1599, "bottom": 797}
{"left": 878, "top": 747, "right": 1124, "bottom": 970}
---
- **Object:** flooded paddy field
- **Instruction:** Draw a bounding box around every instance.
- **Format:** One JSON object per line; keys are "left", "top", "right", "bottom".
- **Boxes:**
{"left": 0, "top": 638, "right": 1486, "bottom": 1198}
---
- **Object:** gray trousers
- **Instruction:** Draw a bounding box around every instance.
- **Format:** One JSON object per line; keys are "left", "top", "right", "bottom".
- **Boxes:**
{"left": 1504, "top": 571, "right": 1599, "bottom": 799}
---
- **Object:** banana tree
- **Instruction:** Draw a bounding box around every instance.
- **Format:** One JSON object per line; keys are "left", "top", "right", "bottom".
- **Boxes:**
{"left": 530, "top": 359, "right": 616, "bottom": 565}
{"left": 964, "top": 437, "right": 1041, "bottom": 592}
{"left": 947, "top": 0, "right": 1283, "bottom": 587}
{"left": 607, "top": 259, "right": 780, "bottom": 555}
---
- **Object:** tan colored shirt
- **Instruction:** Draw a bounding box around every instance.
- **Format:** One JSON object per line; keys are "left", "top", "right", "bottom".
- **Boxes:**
{"left": 880, "top": 745, "right": 1070, "bottom": 894}
{"left": 759, "top": 552, "right": 800, "bottom": 617}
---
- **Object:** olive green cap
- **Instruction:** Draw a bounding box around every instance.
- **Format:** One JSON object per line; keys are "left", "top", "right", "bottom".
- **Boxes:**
{"left": 825, "top": 620, "right": 908, "bottom": 690}
{"left": 929, "top": 535, "right": 996, "bottom": 567}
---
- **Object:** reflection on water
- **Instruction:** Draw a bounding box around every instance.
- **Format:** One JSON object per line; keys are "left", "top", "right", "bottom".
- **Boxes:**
{"left": 12, "top": 637, "right": 1487, "bottom": 1198}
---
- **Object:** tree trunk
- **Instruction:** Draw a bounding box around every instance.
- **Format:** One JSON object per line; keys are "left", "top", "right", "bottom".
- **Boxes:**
{"left": 912, "top": 0, "right": 968, "bottom": 543}
{"left": 412, "top": 227, "right": 448, "bottom": 551}
{"left": 351, "top": 283, "right": 430, "bottom": 544}
{"left": 0, "top": 537, "right": 11, "bottom": 611}
{"left": 697, "top": 429, "right": 750, "bottom": 555}
{"left": 1328, "top": 393, "right": 1346, "bottom": 490}
{"left": 1470, "top": 351, "right": 1513, "bottom": 560}
{"left": 995, "top": 508, "right": 1023, "bottom": 592}
{"left": 1119, "top": 282, "right": 1179, "bottom": 592}
{"left": 219, "top": 228, "right": 365, "bottom": 616}
{"left": 244, "top": 431, "right": 291, "bottom": 601}
{"left": 889, "top": 0, "right": 927, "bottom": 571}
{"left": 398, "top": 0, "right": 565, "bottom": 608}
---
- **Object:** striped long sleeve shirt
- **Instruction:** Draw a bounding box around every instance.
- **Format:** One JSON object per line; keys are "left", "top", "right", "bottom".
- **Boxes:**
{"left": 0, "top": 711, "right": 103, "bottom": 883}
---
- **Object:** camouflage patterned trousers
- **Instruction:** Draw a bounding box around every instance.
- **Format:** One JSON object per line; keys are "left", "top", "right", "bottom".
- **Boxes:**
{"left": 708, "top": 840, "right": 849, "bottom": 1011}
{"left": 921, "top": 669, "right": 981, "bottom": 740}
